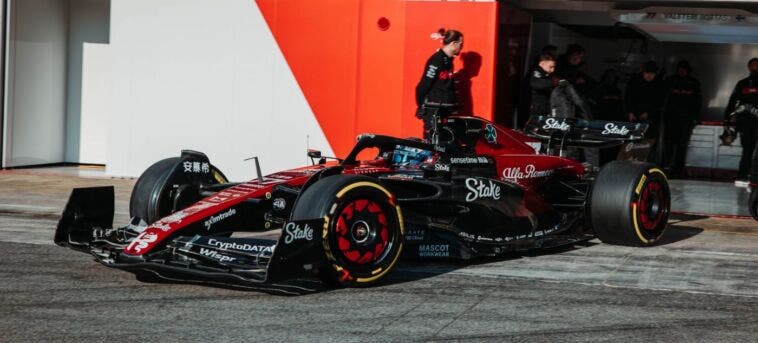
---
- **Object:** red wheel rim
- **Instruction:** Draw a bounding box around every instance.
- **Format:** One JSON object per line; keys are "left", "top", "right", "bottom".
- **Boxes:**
{"left": 638, "top": 180, "right": 666, "bottom": 230}
{"left": 334, "top": 198, "right": 391, "bottom": 265}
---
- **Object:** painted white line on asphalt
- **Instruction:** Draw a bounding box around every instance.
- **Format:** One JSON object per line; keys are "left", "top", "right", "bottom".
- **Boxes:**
{"left": 672, "top": 249, "right": 758, "bottom": 258}
{"left": 0, "top": 236, "right": 53, "bottom": 246}
{"left": 563, "top": 278, "right": 758, "bottom": 299}
{"left": 397, "top": 267, "right": 758, "bottom": 299}
{"left": 0, "top": 204, "right": 60, "bottom": 212}
{"left": 0, "top": 217, "right": 57, "bottom": 223}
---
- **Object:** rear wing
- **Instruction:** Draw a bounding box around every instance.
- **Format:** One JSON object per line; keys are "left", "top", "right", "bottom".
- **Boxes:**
{"left": 524, "top": 116, "right": 648, "bottom": 148}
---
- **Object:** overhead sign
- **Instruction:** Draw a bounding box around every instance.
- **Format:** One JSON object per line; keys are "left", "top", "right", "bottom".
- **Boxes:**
{"left": 615, "top": 7, "right": 757, "bottom": 26}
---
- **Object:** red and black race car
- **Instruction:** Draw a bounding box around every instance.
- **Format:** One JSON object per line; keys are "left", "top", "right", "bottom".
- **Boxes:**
{"left": 55, "top": 115, "right": 670, "bottom": 294}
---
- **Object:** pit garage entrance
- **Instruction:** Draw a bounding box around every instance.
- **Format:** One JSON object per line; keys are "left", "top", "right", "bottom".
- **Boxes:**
{"left": 496, "top": 1, "right": 758, "bottom": 180}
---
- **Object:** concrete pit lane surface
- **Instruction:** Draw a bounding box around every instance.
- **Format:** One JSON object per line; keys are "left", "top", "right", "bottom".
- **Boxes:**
{"left": 0, "top": 169, "right": 757, "bottom": 342}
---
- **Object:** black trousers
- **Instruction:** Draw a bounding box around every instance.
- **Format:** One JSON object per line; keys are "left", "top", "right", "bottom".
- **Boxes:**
{"left": 663, "top": 117, "right": 694, "bottom": 176}
{"left": 740, "top": 126, "right": 758, "bottom": 180}
{"left": 419, "top": 106, "right": 453, "bottom": 141}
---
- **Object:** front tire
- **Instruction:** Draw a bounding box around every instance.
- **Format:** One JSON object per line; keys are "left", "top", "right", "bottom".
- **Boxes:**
{"left": 590, "top": 161, "right": 670, "bottom": 246}
{"left": 292, "top": 175, "right": 404, "bottom": 287}
{"left": 130, "top": 152, "right": 227, "bottom": 224}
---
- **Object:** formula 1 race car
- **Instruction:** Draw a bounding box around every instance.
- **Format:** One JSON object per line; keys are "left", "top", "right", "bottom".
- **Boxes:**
{"left": 55, "top": 115, "right": 670, "bottom": 293}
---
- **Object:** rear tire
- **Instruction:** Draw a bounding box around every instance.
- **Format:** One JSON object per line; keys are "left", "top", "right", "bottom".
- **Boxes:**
{"left": 590, "top": 161, "right": 670, "bottom": 246}
{"left": 291, "top": 175, "right": 404, "bottom": 287}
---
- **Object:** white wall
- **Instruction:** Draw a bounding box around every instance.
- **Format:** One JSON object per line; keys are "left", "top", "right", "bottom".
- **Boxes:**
{"left": 101, "top": 0, "right": 332, "bottom": 179}
{"left": 66, "top": 0, "right": 110, "bottom": 164}
{"left": 3, "top": 0, "right": 68, "bottom": 166}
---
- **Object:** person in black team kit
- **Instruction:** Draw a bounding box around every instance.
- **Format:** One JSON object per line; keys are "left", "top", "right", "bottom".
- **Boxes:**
{"left": 594, "top": 69, "right": 625, "bottom": 122}
{"left": 594, "top": 69, "right": 626, "bottom": 165}
{"left": 528, "top": 53, "right": 557, "bottom": 117}
{"left": 556, "top": 44, "right": 588, "bottom": 94}
{"left": 663, "top": 60, "right": 701, "bottom": 178}
{"left": 415, "top": 29, "right": 463, "bottom": 141}
{"left": 517, "top": 45, "right": 558, "bottom": 128}
{"left": 626, "top": 61, "right": 666, "bottom": 129}
{"left": 625, "top": 61, "right": 666, "bottom": 163}
{"left": 725, "top": 57, "right": 758, "bottom": 187}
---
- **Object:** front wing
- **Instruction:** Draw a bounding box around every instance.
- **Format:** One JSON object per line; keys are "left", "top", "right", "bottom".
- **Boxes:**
{"left": 54, "top": 187, "right": 327, "bottom": 295}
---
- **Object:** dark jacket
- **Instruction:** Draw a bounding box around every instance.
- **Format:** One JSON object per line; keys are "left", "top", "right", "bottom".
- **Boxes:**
{"left": 556, "top": 55, "right": 581, "bottom": 84}
{"left": 664, "top": 74, "right": 702, "bottom": 123}
{"left": 528, "top": 66, "right": 555, "bottom": 116}
{"left": 550, "top": 81, "right": 592, "bottom": 119}
{"left": 415, "top": 49, "right": 456, "bottom": 107}
{"left": 725, "top": 74, "right": 758, "bottom": 130}
{"left": 625, "top": 74, "right": 666, "bottom": 119}
{"left": 594, "top": 84, "right": 624, "bottom": 122}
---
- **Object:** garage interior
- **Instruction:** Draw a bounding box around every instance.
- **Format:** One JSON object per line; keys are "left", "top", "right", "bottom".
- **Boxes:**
{"left": 496, "top": 0, "right": 758, "bottom": 178}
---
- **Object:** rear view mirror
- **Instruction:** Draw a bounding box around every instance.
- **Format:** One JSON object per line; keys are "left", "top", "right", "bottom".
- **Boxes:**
{"left": 307, "top": 149, "right": 322, "bottom": 159}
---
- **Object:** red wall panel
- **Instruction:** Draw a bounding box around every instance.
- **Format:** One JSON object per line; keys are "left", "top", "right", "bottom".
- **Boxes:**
{"left": 256, "top": 0, "right": 498, "bottom": 157}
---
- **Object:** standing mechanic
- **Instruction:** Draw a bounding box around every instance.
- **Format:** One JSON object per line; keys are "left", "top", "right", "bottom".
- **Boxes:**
{"left": 724, "top": 57, "right": 758, "bottom": 187}
{"left": 625, "top": 61, "right": 666, "bottom": 163}
{"left": 626, "top": 61, "right": 666, "bottom": 130}
{"left": 663, "top": 60, "right": 701, "bottom": 178}
{"left": 415, "top": 29, "right": 464, "bottom": 141}
{"left": 528, "top": 53, "right": 557, "bottom": 117}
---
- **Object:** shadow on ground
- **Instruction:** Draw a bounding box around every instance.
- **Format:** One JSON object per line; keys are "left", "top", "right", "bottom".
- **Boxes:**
{"left": 124, "top": 225, "right": 705, "bottom": 295}
{"left": 656, "top": 226, "right": 704, "bottom": 246}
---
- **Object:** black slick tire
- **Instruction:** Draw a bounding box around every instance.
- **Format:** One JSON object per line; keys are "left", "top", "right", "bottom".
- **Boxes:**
{"left": 130, "top": 157, "right": 227, "bottom": 224}
{"left": 291, "top": 175, "right": 404, "bottom": 287}
{"left": 590, "top": 161, "right": 670, "bottom": 246}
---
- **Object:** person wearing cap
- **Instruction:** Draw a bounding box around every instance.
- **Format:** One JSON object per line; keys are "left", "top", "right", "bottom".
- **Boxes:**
{"left": 415, "top": 29, "right": 464, "bottom": 141}
{"left": 663, "top": 60, "right": 702, "bottom": 178}
{"left": 724, "top": 57, "right": 758, "bottom": 187}
{"left": 625, "top": 61, "right": 666, "bottom": 150}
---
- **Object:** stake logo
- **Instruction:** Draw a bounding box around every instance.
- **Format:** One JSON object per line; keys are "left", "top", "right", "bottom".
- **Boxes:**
{"left": 284, "top": 222, "right": 314, "bottom": 244}
{"left": 434, "top": 163, "right": 450, "bottom": 172}
{"left": 542, "top": 118, "right": 570, "bottom": 131}
{"left": 465, "top": 178, "right": 501, "bottom": 202}
{"left": 602, "top": 123, "right": 630, "bottom": 135}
